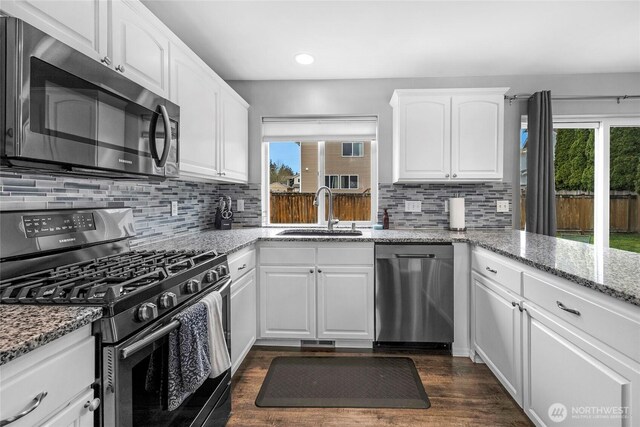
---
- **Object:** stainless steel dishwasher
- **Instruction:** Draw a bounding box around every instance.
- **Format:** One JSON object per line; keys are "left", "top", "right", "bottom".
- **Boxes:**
{"left": 375, "top": 244, "right": 454, "bottom": 345}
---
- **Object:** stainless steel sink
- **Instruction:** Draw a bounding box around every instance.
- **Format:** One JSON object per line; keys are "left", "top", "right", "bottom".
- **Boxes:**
{"left": 277, "top": 229, "right": 363, "bottom": 236}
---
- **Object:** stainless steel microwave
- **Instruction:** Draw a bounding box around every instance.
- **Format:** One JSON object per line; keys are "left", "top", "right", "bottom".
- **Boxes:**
{"left": 1, "top": 17, "right": 179, "bottom": 179}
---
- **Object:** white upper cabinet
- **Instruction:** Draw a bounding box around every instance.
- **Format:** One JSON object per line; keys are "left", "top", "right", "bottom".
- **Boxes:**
{"left": 2, "top": 0, "right": 250, "bottom": 183}
{"left": 390, "top": 88, "right": 508, "bottom": 183}
{"left": 110, "top": 0, "right": 170, "bottom": 97}
{"left": 170, "top": 43, "right": 221, "bottom": 178}
{"left": 393, "top": 95, "right": 451, "bottom": 181}
{"left": 219, "top": 91, "right": 250, "bottom": 182}
{"left": 0, "top": 0, "right": 108, "bottom": 61}
{"left": 451, "top": 95, "right": 504, "bottom": 180}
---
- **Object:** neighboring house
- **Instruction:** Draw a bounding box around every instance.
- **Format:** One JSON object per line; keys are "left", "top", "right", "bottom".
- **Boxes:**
{"left": 269, "top": 182, "right": 290, "bottom": 193}
{"left": 286, "top": 174, "right": 301, "bottom": 191}
{"left": 301, "top": 141, "right": 371, "bottom": 193}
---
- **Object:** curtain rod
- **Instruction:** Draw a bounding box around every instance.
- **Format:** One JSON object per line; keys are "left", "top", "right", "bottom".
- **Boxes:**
{"left": 504, "top": 94, "right": 640, "bottom": 105}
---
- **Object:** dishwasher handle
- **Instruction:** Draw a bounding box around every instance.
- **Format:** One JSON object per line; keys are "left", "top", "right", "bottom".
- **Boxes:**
{"left": 394, "top": 254, "right": 436, "bottom": 259}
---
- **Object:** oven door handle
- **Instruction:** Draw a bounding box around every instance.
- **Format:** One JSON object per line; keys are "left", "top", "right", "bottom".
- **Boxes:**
{"left": 120, "top": 320, "right": 180, "bottom": 360}
{"left": 119, "top": 278, "right": 231, "bottom": 360}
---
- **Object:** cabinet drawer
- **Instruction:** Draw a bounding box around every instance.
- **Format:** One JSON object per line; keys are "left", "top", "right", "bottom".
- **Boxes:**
{"left": 229, "top": 247, "right": 256, "bottom": 281}
{"left": 0, "top": 330, "right": 94, "bottom": 427}
{"left": 259, "top": 246, "right": 315, "bottom": 265}
{"left": 472, "top": 249, "right": 522, "bottom": 295}
{"left": 317, "top": 245, "right": 373, "bottom": 266}
{"left": 523, "top": 273, "right": 640, "bottom": 362}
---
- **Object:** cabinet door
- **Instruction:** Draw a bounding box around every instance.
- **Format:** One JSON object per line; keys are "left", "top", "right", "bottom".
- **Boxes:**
{"left": 231, "top": 269, "right": 256, "bottom": 375}
{"left": 473, "top": 274, "right": 523, "bottom": 405}
{"left": 219, "top": 91, "right": 249, "bottom": 182}
{"left": 259, "top": 266, "right": 316, "bottom": 339}
{"left": 110, "top": 0, "right": 170, "bottom": 96}
{"left": 395, "top": 96, "right": 450, "bottom": 182}
{"left": 317, "top": 266, "right": 374, "bottom": 340}
{"left": 451, "top": 95, "right": 504, "bottom": 180}
{"left": 1, "top": 0, "right": 107, "bottom": 62}
{"left": 170, "top": 44, "right": 220, "bottom": 178}
{"left": 40, "top": 389, "right": 94, "bottom": 427}
{"left": 523, "top": 305, "right": 634, "bottom": 427}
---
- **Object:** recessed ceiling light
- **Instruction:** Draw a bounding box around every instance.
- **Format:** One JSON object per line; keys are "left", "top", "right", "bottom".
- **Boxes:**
{"left": 295, "top": 53, "right": 314, "bottom": 65}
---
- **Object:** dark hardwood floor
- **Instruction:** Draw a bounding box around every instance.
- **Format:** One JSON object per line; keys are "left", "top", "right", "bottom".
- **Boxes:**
{"left": 228, "top": 346, "right": 533, "bottom": 426}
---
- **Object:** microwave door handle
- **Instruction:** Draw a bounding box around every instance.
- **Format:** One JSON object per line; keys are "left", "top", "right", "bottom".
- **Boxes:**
{"left": 158, "top": 105, "right": 171, "bottom": 167}
{"left": 149, "top": 107, "right": 161, "bottom": 166}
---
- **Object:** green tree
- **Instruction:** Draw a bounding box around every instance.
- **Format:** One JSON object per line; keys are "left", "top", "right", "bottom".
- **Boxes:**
{"left": 555, "top": 129, "right": 595, "bottom": 192}
{"left": 269, "top": 160, "right": 294, "bottom": 184}
{"left": 610, "top": 127, "right": 640, "bottom": 191}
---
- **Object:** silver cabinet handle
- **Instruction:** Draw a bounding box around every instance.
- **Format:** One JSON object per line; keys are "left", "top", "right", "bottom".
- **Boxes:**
{"left": 317, "top": 269, "right": 322, "bottom": 273}
{"left": 445, "top": 174, "right": 450, "bottom": 178}
{"left": 511, "top": 301, "right": 517, "bottom": 307}
{"left": 238, "top": 263, "right": 247, "bottom": 271}
{"left": 453, "top": 173, "right": 457, "bottom": 178}
{"left": 556, "top": 301, "right": 581, "bottom": 316}
{"left": 486, "top": 266, "right": 497, "bottom": 274}
{"left": 100, "top": 56, "right": 111, "bottom": 65}
{"left": 309, "top": 269, "right": 314, "bottom": 273}
{"left": 0, "top": 391, "right": 47, "bottom": 426}
{"left": 116, "top": 64, "right": 125, "bottom": 72}
{"left": 84, "top": 398, "right": 101, "bottom": 412}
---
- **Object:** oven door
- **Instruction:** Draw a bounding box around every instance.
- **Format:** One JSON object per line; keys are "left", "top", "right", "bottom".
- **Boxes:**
{"left": 102, "top": 282, "right": 231, "bottom": 427}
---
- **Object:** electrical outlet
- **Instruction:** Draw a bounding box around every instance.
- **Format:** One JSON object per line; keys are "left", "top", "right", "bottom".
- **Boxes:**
{"left": 404, "top": 201, "right": 422, "bottom": 213}
{"left": 496, "top": 200, "right": 509, "bottom": 213}
{"left": 171, "top": 201, "right": 178, "bottom": 216}
{"left": 237, "top": 199, "right": 245, "bottom": 212}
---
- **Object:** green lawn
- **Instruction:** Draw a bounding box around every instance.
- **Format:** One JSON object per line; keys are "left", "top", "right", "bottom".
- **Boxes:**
{"left": 557, "top": 233, "right": 640, "bottom": 254}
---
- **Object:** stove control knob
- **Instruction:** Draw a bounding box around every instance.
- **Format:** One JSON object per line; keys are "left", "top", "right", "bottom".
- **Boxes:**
{"left": 185, "top": 279, "right": 201, "bottom": 294}
{"left": 217, "top": 265, "right": 228, "bottom": 276}
{"left": 205, "top": 269, "right": 219, "bottom": 283}
{"left": 136, "top": 303, "right": 158, "bottom": 322}
{"left": 158, "top": 292, "right": 177, "bottom": 309}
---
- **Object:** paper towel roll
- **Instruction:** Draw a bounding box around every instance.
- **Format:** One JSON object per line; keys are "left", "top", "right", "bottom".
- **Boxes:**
{"left": 449, "top": 198, "right": 466, "bottom": 230}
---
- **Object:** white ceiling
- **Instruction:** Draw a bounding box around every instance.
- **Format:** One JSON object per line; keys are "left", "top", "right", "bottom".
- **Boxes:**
{"left": 142, "top": 0, "right": 640, "bottom": 81}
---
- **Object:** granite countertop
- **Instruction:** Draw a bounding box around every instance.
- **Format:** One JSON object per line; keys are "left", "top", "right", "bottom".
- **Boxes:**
{"left": 143, "top": 227, "right": 640, "bottom": 307}
{"left": 0, "top": 306, "right": 102, "bottom": 366}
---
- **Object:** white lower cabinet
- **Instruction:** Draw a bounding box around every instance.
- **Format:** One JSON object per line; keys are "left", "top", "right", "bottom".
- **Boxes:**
{"left": 258, "top": 243, "right": 374, "bottom": 343}
{"left": 0, "top": 326, "right": 96, "bottom": 427}
{"left": 259, "top": 266, "right": 316, "bottom": 339}
{"left": 40, "top": 389, "right": 95, "bottom": 427}
{"left": 472, "top": 248, "right": 640, "bottom": 427}
{"left": 472, "top": 273, "right": 523, "bottom": 405}
{"left": 523, "top": 304, "right": 637, "bottom": 427}
{"left": 317, "top": 266, "right": 374, "bottom": 340}
{"left": 230, "top": 269, "right": 257, "bottom": 375}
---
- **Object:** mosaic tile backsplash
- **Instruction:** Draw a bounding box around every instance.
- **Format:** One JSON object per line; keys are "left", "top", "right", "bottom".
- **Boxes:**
{"left": 377, "top": 182, "right": 513, "bottom": 229}
{"left": 1, "top": 169, "right": 512, "bottom": 245}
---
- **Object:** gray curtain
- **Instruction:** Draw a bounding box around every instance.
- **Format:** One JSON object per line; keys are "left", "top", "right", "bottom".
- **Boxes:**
{"left": 526, "top": 91, "right": 556, "bottom": 236}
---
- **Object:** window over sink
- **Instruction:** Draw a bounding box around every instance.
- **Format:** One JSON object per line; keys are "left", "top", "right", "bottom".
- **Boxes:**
{"left": 261, "top": 117, "right": 378, "bottom": 226}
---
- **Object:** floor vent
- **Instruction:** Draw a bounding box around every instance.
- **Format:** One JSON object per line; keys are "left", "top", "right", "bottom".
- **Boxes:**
{"left": 301, "top": 340, "right": 335, "bottom": 348}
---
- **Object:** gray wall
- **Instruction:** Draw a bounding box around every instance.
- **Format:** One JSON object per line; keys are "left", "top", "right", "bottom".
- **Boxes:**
{"left": 229, "top": 72, "right": 640, "bottom": 224}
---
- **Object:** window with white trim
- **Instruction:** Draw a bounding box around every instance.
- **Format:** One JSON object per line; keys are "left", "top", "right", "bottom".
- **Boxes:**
{"left": 342, "top": 142, "right": 364, "bottom": 157}
{"left": 520, "top": 116, "right": 640, "bottom": 253}
{"left": 262, "top": 116, "right": 378, "bottom": 226}
{"left": 325, "top": 175, "right": 339, "bottom": 189}
{"left": 340, "top": 175, "right": 359, "bottom": 189}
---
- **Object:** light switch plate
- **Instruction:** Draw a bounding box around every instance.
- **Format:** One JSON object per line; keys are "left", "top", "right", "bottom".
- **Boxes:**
{"left": 496, "top": 200, "right": 509, "bottom": 213}
{"left": 444, "top": 200, "right": 449, "bottom": 213}
{"left": 237, "top": 199, "right": 245, "bottom": 212}
{"left": 404, "top": 201, "right": 422, "bottom": 213}
{"left": 171, "top": 201, "right": 178, "bottom": 216}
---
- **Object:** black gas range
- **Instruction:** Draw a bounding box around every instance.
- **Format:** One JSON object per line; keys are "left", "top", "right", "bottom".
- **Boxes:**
{"left": 0, "top": 208, "right": 232, "bottom": 427}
